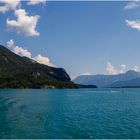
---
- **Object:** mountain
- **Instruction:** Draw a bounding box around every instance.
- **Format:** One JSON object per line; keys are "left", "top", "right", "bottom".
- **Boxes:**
{"left": 73, "top": 70, "right": 140, "bottom": 88}
{"left": 0, "top": 44, "right": 78, "bottom": 88}
{"left": 109, "top": 77, "right": 140, "bottom": 88}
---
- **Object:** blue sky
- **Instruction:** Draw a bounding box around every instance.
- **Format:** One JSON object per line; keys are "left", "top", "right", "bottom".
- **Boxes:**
{"left": 1, "top": 1, "right": 140, "bottom": 78}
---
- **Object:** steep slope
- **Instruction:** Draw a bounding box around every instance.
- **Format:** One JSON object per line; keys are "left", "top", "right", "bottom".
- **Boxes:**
{"left": 0, "top": 45, "right": 77, "bottom": 88}
{"left": 73, "top": 70, "right": 140, "bottom": 88}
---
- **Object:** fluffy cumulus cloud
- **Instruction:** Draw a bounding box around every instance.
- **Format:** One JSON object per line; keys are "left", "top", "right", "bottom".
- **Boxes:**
{"left": 120, "top": 64, "right": 126, "bottom": 73}
{"left": 34, "top": 54, "right": 53, "bottom": 66}
{"left": 13, "top": 46, "right": 32, "bottom": 58}
{"left": 124, "top": 1, "right": 140, "bottom": 10}
{"left": 133, "top": 66, "right": 140, "bottom": 72}
{"left": 126, "top": 19, "right": 140, "bottom": 31}
{"left": 7, "top": 39, "right": 14, "bottom": 48}
{"left": 27, "top": 0, "right": 46, "bottom": 5}
{"left": 7, "top": 9, "right": 40, "bottom": 36}
{"left": 7, "top": 39, "right": 31, "bottom": 58}
{"left": 106, "top": 63, "right": 127, "bottom": 75}
{"left": 0, "top": 0, "right": 20, "bottom": 13}
{"left": 106, "top": 62, "right": 117, "bottom": 75}
{"left": 106, "top": 62, "right": 140, "bottom": 75}
{"left": 6, "top": 39, "right": 53, "bottom": 66}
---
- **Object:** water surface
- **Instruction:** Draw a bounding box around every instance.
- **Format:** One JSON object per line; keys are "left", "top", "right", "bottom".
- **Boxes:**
{"left": 0, "top": 88, "right": 140, "bottom": 139}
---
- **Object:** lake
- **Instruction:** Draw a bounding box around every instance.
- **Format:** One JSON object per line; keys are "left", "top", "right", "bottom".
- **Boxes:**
{"left": 0, "top": 88, "right": 140, "bottom": 139}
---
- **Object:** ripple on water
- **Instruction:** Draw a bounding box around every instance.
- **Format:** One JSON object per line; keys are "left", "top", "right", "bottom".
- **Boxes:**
{"left": 0, "top": 89, "right": 140, "bottom": 138}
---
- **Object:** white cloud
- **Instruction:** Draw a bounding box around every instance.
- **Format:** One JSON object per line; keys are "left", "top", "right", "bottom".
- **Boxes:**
{"left": 7, "top": 9, "right": 40, "bottom": 36}
{"left": 13, "top": 46, "right": 32, "bottom": 58}
{"left": 6, "top": 39, "right": 53, "bottom": 66}
{"left": 106, "top": 63, "right": 127, "bottom": 75}
{"left": 106, "top": 62, "right": 117, "bottom": 75}
{"left": 7, "top": 39, "right": 14, "bottom": 48}
{"left": 0, "top": 0, "right": 20, "bottom": 13}
{"left": 7, "top": 39, "right": 31, "bottom": 58}
{"left": 106, "top": 62, "right": 140, "bottom": 74}
{"left": 133, "top": 66, "right": 140, "bottom": 72}
{"left": 124, "top": 1, "right": 140, "bottom": 10}
{"left": 27, "top": 0, "right": 46, "bottom": 5}
{"left": 81, "top": 72, "right": 92, "bottom": 76}
{"left": 126, "top": 19, "right": 140, "bottom": 31}
{"left": 34, "top": 54, "right": 53, "bottom": 67}
{"left": 120, "top": 64, "right": 126, "bottom": 73}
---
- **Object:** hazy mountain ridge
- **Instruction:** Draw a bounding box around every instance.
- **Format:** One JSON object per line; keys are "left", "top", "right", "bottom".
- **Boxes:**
{"left": 73, "top": 70, "right": 140, "bottom": 88}
{"left": 109, "top": 77, "right": 140, "bottom": 88}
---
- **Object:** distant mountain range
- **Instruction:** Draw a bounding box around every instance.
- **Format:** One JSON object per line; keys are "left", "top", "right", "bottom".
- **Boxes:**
{"left": 73, "top": 70, "right": 140, "bottom": 88}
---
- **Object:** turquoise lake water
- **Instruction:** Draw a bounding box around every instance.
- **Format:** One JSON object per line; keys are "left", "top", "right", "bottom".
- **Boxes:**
{"left": 0, "top": 88, "right": 140, "bottom": 139}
